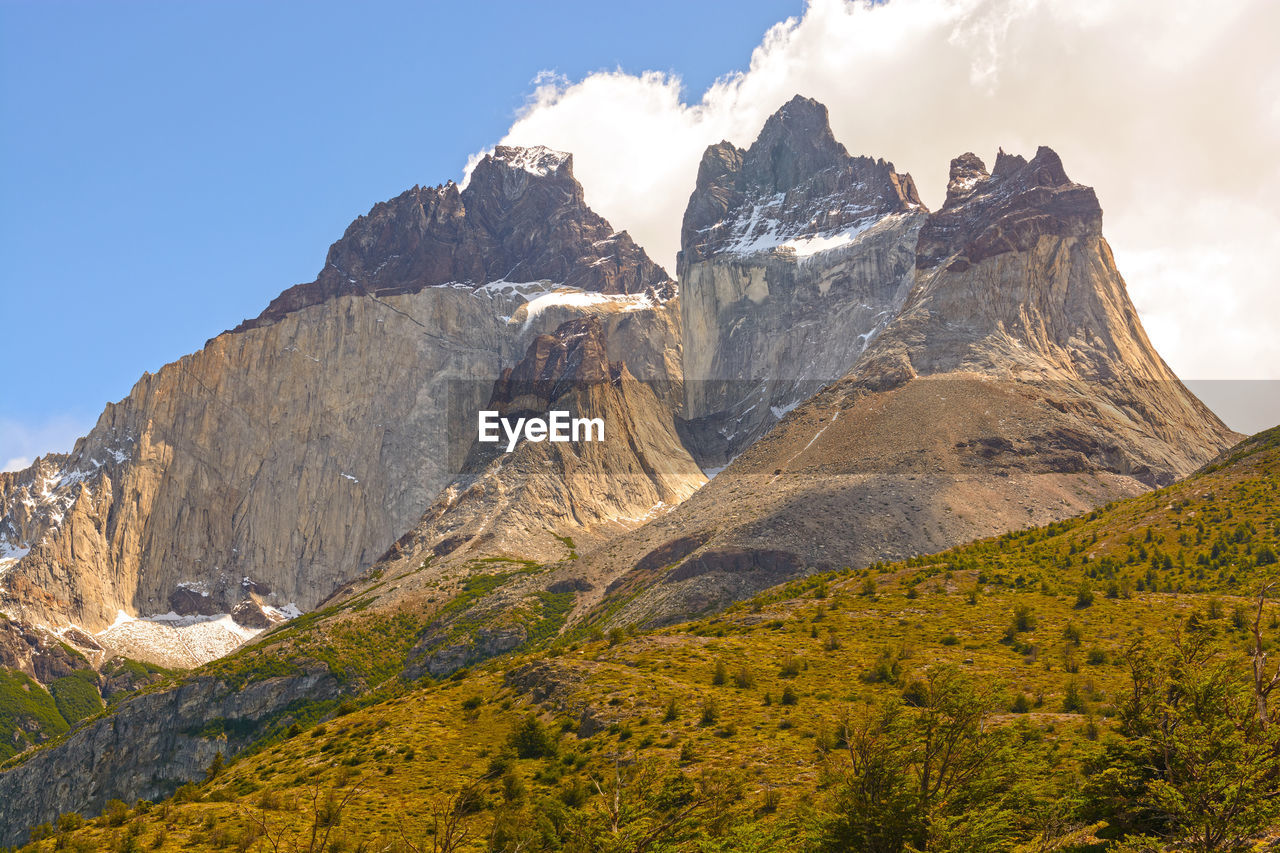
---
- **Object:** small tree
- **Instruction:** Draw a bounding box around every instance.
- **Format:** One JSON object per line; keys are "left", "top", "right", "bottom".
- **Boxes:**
{"left": 816, "top": 666, "right": 1030, "bottom": 852}
{"left": 1083, "top": 596, "right": 1280, "bottom": 850}
{"left": 507, "top": 714, "right": 558, "bottom": 759}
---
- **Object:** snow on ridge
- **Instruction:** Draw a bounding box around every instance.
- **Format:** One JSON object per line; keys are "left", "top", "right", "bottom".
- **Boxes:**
{"left": 0, "top": 541, "right": 28, "bottom": 562}
{"left": 770, "top": 398, "right": 804, "bottom": 420}
{"left": 263, "top": 602, "right": 302, "bottom": 621}
{"left": 494, "top": 145, "right": 571, "bottom": 177}
{"left": 518, "top": 288, "right": 654, "bottom": 329}
{"left": 712, "top": 190, "right": 912, "bottom": 260}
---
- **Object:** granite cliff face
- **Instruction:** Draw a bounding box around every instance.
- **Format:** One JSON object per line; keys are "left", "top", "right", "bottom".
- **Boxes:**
{"left": 678, "top": 97, "right": 926, "bottom": 465}
{"left": 383, "top": 316, "right": 704, "bottom": 569}
{"left": 322, "top": 317, "right": 707, "bottom": 678}
{"left": 0, "top": 665, "right": 341, "bottom": 839}
{"left": 573, "top": 118, "right": 1238, "bottom": 627}
{"left": 0, "top": 147, "right": 677, "bottom": 647}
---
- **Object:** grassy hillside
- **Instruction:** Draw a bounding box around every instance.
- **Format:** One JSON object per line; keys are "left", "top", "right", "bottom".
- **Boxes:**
{"left": 0, "top": 648, "right": 170, "bottom": 766}
{"left": 8, "top": 426, "right": 1280, "bottom": 852}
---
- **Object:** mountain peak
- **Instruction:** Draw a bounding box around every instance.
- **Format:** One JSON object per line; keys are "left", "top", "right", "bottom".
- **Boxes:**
{"left": 917, "top": 144, "right": 1100, "bottom": 269}
{"left": 490, "top": 145, "right": 572, "bottom": 178}
{"left": 740, "top": 95, "right": 849, "bottom": 194}
{"left": 679, "top": 97, "right": 922, "bottom": 265}
{"left": 236, "top": 148, "right": 671, "bottom": 331}
{"left": 463, "top": 145, "right": 583, "bottom": 212}
{"left": 945, "top": 152, "right": 990, "bottom": 202}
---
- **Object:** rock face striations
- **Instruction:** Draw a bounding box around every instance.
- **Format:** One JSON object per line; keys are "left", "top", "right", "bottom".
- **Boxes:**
{"left": 678, "top": 97, "right": 926, "bottom": 465}
{"left": 0, "top": 147, "right": 678, "bottom": 644}
{"left": 386, "top": 316, "right": 705, "bottom": 568}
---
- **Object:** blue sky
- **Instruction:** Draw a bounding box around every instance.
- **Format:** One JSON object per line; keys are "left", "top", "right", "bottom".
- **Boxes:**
{"left": 0, "top": 0, "right": 803, "bottom": 467}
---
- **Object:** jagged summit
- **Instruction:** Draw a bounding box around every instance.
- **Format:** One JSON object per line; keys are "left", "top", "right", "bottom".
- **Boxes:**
{"left": 739, "top": 95, "right": 850, "bottom": 193}
{"left": 677, "top": 97, "right": 927, "bottom": 463}
{"left": 490, "top": 144, "right": 572, "bottom": 178}
{"left": 679, "top": 95, "right": 922, "bottom": 265}
{"left": 917, "top": 145, "right": 1100, "bottom": 270}
{"left": 237, "top": 144, "right": 670, "bottom": 331}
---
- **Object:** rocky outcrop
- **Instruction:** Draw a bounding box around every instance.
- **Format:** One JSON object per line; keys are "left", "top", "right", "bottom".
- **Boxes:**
{"left": 239, "top": 146, "right": 671, "bottom": 332}
{"left": 915, "top": 146, "right": 1102, "bottom": 270}
{"left": 382, "top": 316, "right": 704, "bottom": 568}
{"left": 0, "top": 619, "right": 93, "bottom": 685}
{"left": 678, "top": 96, "right": 926, "bottom": 464}
{"left": 0, "top": 147, "right": 679, "bottom": 636}
{"left": 0, "top": 665, "right": 341, "bottom": 845}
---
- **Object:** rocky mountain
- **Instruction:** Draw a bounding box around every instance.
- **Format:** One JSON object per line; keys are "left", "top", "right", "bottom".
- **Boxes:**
{"left": 590, "top": 134, "right": 1238, "bottom": 626}
{"left": 679, "top": 97, "right": 926, "bottom": 465}
{"left": 325, "top": 315, "right": 708, "bottom": 676}
{"left": 0, "top": 146, "right": 678, "bottom": 661}
{"left": 0, "top": 95, "right": 1246, "bottom": 844}
{"left": 240, "top": 145, "right": 672, "bottom": 331}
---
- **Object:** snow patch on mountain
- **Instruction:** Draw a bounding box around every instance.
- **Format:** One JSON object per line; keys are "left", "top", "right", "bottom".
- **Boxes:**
{"left": 94, "top": 605, "right": 298, "bottom": 669}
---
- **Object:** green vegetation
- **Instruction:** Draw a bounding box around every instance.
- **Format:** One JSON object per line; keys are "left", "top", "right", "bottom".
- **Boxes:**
{"left": 47, "top": 670, "right": 102, "bottom": 725}
{"left": 10, "top": 426, "right": 1280, "bottom": 851}
{"left": 0, "top": 671, "right": 68, "bottom": 761}
{"left": 553, "top": 534, "right": 580, "bottom": 560}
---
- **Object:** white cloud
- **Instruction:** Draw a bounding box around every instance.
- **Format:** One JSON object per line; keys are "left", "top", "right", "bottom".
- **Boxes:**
{"left": 0, "top": 415, "right": 90, "bottom": 472}
{"left": 2, "top": 457, "right": 32, "bottom": 474}
{"left": 482, "top": 0, "right": 1280, "bottom": 383}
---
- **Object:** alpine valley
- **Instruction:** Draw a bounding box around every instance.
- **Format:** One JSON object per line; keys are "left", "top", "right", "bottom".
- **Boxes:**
{"left": 1, "top": 97, "right": 1275, "bottom": 852}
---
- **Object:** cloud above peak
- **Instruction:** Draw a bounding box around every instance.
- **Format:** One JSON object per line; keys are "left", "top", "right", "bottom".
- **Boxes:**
{"left": 487, "top": 0, "right": 1280, "bottom": 383}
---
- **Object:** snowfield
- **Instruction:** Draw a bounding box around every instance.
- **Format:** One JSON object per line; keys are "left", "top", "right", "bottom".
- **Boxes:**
{"left": 95, "top": 610, "right": 286, "bottom": 669}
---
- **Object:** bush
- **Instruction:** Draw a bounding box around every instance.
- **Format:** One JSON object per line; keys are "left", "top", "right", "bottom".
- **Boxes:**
{"left": 103, "top": 799, "right": 129, "bottom": 827}
{"left": 779, "top": 655, "right": 802, "bottom": 678}
{"left": 780, "top": 686, "right": 799, "bottom": 706}
{"left": 861, "top": 648, "right": 903, "bottom": 685}
{"left": 901, "top": 680, "right": 929, "bottom": 707}
{"left": 815, "top": 666, "right": 1027, "bottom": 853}
{"left": 1075, "top": 583, "right": 1095, "bottom": 609}
{"left": 712, "top": 659, "right": 727, "bottom": 686}
{"left": 700, "top": 699, "right": 719, "bottom": 726}
{"left": 55, "top": 812, "right": 84, "bottom": 832}
{"left": 49, "top": 670, "right": 103, "bottom": 725}
{"left": 507, "top": 714, "right": 557, "bottom": 759}
{"left": 204, "top": 751, "right": 224, "bottom": 783}
{"left": 733, "top": 665, "right": 755, "bottom": 689}
{"left": 1062, "top": 681, "right": 1086, "bottom": 714}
